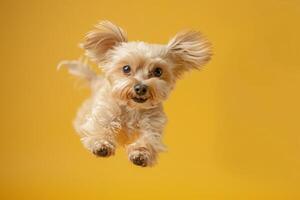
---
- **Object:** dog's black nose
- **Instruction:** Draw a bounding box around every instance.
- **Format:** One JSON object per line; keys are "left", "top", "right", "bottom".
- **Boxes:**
{"left": 134, "top": 84, "right": 148, "bottom": 96}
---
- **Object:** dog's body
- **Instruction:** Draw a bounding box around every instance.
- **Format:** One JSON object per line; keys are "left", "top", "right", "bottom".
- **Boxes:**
{"left": 59, "top": 21, "right": 211, "bottom": 167}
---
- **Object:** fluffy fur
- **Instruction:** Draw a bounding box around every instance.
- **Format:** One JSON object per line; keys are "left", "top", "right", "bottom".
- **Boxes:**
{"left": 58, "top": 21, "right": 211, "bottom": 167}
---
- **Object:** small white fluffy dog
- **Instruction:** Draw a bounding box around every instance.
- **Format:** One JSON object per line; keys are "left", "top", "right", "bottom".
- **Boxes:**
{"left": 59, "top": 21, "right": 211, "bottom": 167}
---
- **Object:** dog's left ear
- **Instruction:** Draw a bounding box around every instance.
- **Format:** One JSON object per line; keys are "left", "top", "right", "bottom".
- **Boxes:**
{"left": 80, "top": 21, "right": 127, "bottom": 64}
{"left": 166, "top": 30, "right": 212, "bottom": 77}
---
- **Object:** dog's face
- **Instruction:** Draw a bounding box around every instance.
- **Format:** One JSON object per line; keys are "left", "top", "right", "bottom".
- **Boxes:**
{"left": 81, "top": 21, "right": 211, "bottom": 109}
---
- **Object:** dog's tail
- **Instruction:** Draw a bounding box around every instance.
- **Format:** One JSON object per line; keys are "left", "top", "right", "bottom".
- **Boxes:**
{"left": 57, "top": 57, "right": 98, "bottom": 83}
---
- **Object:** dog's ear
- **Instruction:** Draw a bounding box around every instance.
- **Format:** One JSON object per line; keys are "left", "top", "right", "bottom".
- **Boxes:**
{"left": 80, "top": 21, "right": 127, "bottom": 64}
{"left": 166, "top": 30, "right": 212, "bottom": 77}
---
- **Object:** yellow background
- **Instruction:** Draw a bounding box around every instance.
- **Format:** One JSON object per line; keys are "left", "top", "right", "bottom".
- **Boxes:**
{"left": 1, "top": 0, "right": 300, "bottom": 199}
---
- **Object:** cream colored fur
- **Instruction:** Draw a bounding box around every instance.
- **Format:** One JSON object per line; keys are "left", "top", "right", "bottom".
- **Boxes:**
{"left": 58, "top": 20, "right": 211, "bottom": 167}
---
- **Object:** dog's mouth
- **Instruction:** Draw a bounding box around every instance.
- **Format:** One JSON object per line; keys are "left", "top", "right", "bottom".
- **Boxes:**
{"left": 132, "top": 97, "right": 148, "bottom": 103}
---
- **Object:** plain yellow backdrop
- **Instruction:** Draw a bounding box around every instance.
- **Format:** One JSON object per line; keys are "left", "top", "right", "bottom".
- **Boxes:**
{"left": 1, "top": 0, "right": 300, "bottom": 199}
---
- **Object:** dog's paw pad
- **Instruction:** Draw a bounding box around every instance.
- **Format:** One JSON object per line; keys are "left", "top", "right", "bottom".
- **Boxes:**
{"left": 93, "top": 147, "right": 109, "bottom": 157}
{"left": 92, "top": 141, "right": 115, "bottom": 157}
{"left": 132, "top": 154, "right": 147, "bottom": 166}
{"left": 129, "top": 150, "right": 150, "bottom": 167}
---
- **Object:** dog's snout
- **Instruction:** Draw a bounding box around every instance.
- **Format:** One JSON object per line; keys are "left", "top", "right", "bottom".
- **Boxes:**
{"left": 134, "top": 84, "right": 148, "bottom": 96}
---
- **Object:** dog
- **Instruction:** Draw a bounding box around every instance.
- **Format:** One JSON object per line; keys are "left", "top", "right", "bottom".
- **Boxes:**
{"left": 58, "top": 21, "right": 211, "bottom": 167}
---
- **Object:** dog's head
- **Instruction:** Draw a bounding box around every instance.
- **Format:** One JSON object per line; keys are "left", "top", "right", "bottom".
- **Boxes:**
{"left": 81, "top": 21, "right": 211, "bottom": 109}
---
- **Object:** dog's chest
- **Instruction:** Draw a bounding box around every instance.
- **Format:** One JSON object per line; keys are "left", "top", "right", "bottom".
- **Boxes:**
{"left": 120, "top": 107, "right": 142, "bottom": 133}
{"left": 114, "top": 107, "right": 143, "bottom": 145}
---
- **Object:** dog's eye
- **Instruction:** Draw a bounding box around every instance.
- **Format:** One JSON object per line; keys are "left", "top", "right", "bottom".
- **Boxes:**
{"left": 122, "top": 65, "right": 131, "bottom": 74}
{"left": 153, "top": 67, "right": 163, "bottom": 77}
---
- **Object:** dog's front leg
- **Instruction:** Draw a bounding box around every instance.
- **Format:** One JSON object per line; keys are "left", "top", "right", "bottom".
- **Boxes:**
{"left": 127, "top": 112, "right": 167, "bottom": 167}
{"left": 76, "top": 100, "right": 121, "bottom": 157}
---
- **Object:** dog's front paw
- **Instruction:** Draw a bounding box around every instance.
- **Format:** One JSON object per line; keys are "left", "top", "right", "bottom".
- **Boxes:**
{"left": 92, "top": 140, "right": 115, "bottom": 157}
{"left": 128, "top": 148, "right": 153, "bottom": 167}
